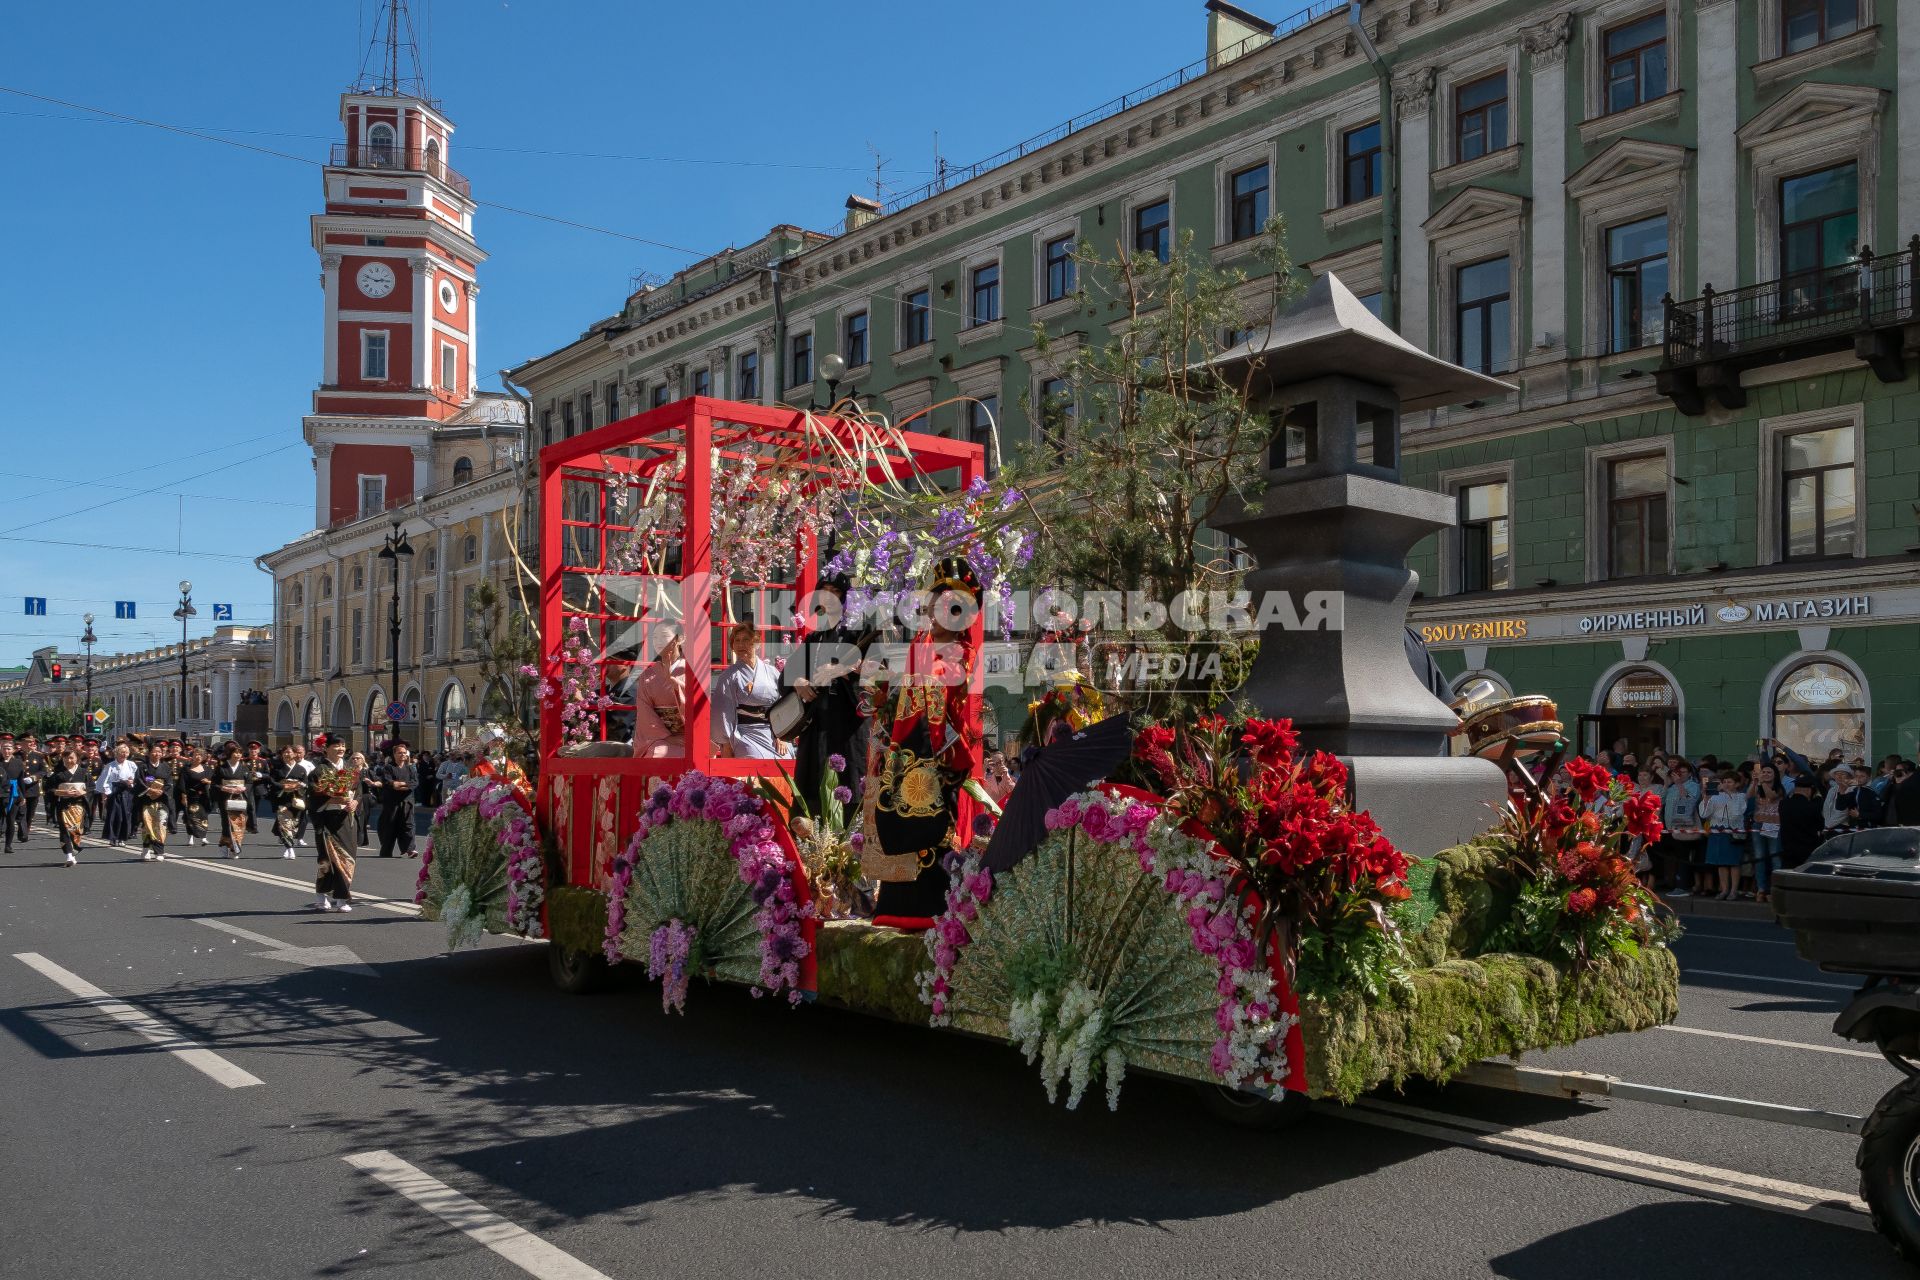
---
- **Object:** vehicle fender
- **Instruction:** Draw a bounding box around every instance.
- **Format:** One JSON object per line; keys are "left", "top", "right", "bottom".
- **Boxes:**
{"left": 1834, "top": 986, "right": 1920, "bottom": 1049}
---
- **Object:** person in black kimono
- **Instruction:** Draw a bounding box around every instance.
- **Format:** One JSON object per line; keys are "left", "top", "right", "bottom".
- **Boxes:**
{"left": 244, "top": 742, "right": 270, "bottom": 834}
{"left": 791, "top": 577, "right": 875, "bottom": 813}
{"left": 350, "top": 751, "right": 375, "bottom": 848}
{"left": 211, "top": 742, "right": 253, "bottom": 856}
{"left": 269, "top": 745, "right": 307, "bottom": 859}
{"left": 135, "top": 744, "right": 174, "bottom": 862}
{"left": 373, "top": 744, "right": 418, "bottom": 858}
{"left": 175, "top": 745, "right": 211, "bottom": 848}
{"left": 49, "top": 749, "right": 89, "bottom": 866}
{"left": 307, "top": 737, "right": 360, "bottom": 912}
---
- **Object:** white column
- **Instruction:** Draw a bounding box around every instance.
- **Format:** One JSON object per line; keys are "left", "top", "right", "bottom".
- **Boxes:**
{"left": 1396, "top": 69, "right": 1436, "bottom": 350}
{"left": 465, "top": 280, "right": 481, "bottom": 401}
{"left": 433, "top": 527, "right": 450, "bottom": 660}
{"left": 1902, "top": 4, "right": 1920, "bottom": 240}
{"left": 313, "top": 443, "right": 334, "bottom": 529}
{"left": 411, "top": 260, "right": 433, "bottom": 390}
{"left": 1525, "top": 19, "right": 1572, "bottom": 352}
{"left": 1696, "top": 0, "right": 1739, "bottom": 292}
{"left": 411, "top": 443, "right": 433, "bottom": 499}
{"left": 321, "top": 254, "right": 341, "bottom": 385}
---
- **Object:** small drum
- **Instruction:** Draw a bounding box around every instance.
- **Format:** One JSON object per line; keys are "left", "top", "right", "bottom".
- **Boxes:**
{"left": 1453, "top": 694, "right": 1563, "bottom": 761}
{"left": 55, "top": 783, "right": 86, "bottom": 800}
{"left": 143, "top": 780, "right": 166, "bottom": 801}
{"left": 769, "top": 690, "right": 812, "bottom": 742}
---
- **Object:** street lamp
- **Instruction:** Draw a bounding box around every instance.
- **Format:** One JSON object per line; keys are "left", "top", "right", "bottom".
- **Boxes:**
{"left": 172, "top": 581, "right": 195, "bottom": 731}
{"left": 81, "top": 612, "right": 96, "bottom": 737}
{"left": 813, "top": 352, "right": 852, "bottom": 412}
{"left": 377, "top": 520, "right": 414, "bottom": 747}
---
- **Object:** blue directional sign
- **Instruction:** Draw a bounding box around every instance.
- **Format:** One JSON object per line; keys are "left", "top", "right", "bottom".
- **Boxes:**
{"left": 114, "top": 601, "right": 137, "bottom": 619}
{"left": 23, "top": 597, "right": 45, "bottom": 616}
{"left": 212, "top": 603, "right": 233, "bottom": 622}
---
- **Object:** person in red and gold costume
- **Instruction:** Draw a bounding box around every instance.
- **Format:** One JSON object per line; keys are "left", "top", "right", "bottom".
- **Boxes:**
{"left": 861, "top": 558, "right": 999, "bottom": 918}
{"left": 469, "top": 726, "right": 533, "bottom": 813}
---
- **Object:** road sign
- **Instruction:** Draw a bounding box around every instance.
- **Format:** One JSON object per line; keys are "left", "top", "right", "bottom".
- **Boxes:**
{"left": 114, "top": 601, "right": 136, "bottom": 619}
{"left": 23, "top": 597, "right": 45, "bottom": 616}
{"left": 212, "top": 603, "right": 233, "bottom": 622}
{"left": 385, "top": 701, "right": 410, "bottom": 722}
{"left": 218, "top": 721, "right": 233, "bottom": 735}
{"left": 91, "top": 709, "right": 109, "bottom": 725}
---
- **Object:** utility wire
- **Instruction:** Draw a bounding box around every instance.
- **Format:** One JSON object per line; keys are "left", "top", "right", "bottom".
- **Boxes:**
{"left": 0, "top": 468, "right": 309, "bottom": 510}
{"left": 0, "top": 443, "right": 304, "bottom": 539}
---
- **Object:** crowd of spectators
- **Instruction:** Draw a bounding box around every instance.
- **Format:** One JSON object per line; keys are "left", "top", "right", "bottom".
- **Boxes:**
{"left": 1576, "top": 736, "right": 1919, "bottom": 904}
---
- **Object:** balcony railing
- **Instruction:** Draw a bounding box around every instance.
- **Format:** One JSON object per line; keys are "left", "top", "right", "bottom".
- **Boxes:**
{"left": 1657, "top": 237, "right": 1919, "bottom": 413}
{"left": 328, "top": 142, "right": 471, "bottom": 198}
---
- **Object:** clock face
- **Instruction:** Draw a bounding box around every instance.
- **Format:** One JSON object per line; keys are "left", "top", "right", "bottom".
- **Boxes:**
{"left": 356, "top": 261, "right": 396, "bottom": 299}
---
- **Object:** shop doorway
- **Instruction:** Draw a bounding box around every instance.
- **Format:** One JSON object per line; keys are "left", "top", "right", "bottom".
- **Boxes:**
{"left": 1582, "top": 668, "right": 1682, "bottom": 762}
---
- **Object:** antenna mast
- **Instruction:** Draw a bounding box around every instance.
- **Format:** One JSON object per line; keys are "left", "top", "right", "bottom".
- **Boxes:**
{"left": 353, "top": 0, "right": 431, "bottom": 101}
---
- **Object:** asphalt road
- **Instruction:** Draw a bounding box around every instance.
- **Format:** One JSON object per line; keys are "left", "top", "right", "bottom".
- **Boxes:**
{"left": 0, "top": 821, "right": 1909, "bottom": 1280}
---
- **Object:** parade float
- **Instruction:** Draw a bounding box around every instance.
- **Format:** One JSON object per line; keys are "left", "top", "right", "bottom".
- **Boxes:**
{"left": 420, "top": 279, "right": 1679, "bottom": 1119}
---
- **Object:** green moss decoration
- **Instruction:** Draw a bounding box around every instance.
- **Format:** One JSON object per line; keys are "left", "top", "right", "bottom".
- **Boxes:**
{"left": 814, "top": 922, "right": 930, "bottom": 1023}
{"left": 547, "top": 885, "right": 608, "bottom": 956}
{"left": 1299, "top": 945, "right": 1680, "bottom": 1103}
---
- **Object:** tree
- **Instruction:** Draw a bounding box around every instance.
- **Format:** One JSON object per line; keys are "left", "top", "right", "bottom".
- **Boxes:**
{"left": 1008, "top": 220, "right": 1295, "bottom": 718}
{"left": 0, "top": 698, "right": 84, "bottom": 738}
{"left": 466, "top": 580, "right": 542, "bottom": 778}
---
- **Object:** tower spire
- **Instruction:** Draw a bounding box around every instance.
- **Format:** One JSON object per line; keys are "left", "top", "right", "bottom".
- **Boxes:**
{"left": 353, "top": 0, "right": 429, "bottom": 101}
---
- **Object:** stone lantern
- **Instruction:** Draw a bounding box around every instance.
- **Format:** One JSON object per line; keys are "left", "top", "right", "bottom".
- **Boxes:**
{"left": 1211, "top": 272, "right": 1513, "bottom": 856}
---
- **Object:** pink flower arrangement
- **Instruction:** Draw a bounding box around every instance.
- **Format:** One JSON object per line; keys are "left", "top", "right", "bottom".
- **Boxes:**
{"left": 418, "top": 777, "right": 546, "bottom": 940}
{"left": 928, "top": 790, "right": 1294, "bottom": 1099}
{"left": 605, "top": 770, "right": 812, "bottom": 1006}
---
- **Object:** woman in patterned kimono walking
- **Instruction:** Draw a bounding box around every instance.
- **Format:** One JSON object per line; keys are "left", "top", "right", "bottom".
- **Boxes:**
{"left": 308, "top": 736, "right": 361, "bottom": 912}
{"left": 211, "top": 742, "right": 253, "bottom": 856}
{"left": 49, "top": 749, "right": 90, "bottom": 867}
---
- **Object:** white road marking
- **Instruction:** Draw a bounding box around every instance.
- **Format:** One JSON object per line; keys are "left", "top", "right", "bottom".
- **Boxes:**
{"left": 12, "top": 952, "right": 263, "bottom": 1090}
{"left": 193, "top": 918, "right": 289, "bottom": 948}
{"left": 191, "top": 918, "right": 381, "bottom": 977}
{"left": 1338, "top": 1097, "right": 1868, "bottom": 1231}
{"left": 344, "top": 1151, "right": 613, "bottom": 1280}
{"left": 1684, "top": 968, "right": 1858, "bottom": 993}
{"left": 1657, "top": 1023, "right": 1885, "bottom": 1060}
{"left": 167, "top": 853, "right": 422, "bottom": 916}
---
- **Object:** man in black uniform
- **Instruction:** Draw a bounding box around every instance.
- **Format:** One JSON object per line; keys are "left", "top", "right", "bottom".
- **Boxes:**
{"left": 0, "top": 736, "right": 24, "bottom": 854}
{"left": 244, "top": 742, "right": 268, "bottom": 833}
{"left": 373, "top": 743, "right": 418, "bottom": 858}
{"left": 16, "top": 733, "right": 46, "bottom": 843}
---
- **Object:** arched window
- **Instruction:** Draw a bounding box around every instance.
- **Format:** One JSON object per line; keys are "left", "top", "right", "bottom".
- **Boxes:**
{"left": 364, "top": 688, "right": 386, "bottom": 738}
{"left": 330, "top": 692, "right": 354, "bottom": 731}
{"left": 462, "top": 534, "right": 478, "bottom": 565}
{"left": 303, "top": 697, "right": 322, "bottom": 736}
{"left": 424, "top": 137, "right": 441, "bottom": 177}
{"left": 167, "top": 688, "right": 176, "bottom": 725}
{"left": 275, "top": 700, "right": 295, "bottom": 735}
{"left": 367, "top": 122, "right": 397, "bottom": 167}
{"left": 1771, "top": 660, "right": 1867, "bottom": 761}
{"left": 437, "top": 680, "right": 468, "bottom": 751}
{"left": 424, "top": 545, "right": 438, "bottom": 572}
{"left": 452, "top": 456, "right": 474, "bottom": 484}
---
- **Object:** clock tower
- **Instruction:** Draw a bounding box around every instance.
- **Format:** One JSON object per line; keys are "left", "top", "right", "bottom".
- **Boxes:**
{"left": 305, "top": 0, "right": 485, "bottom": 528}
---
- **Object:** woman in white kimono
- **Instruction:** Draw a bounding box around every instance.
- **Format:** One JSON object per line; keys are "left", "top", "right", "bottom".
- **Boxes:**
{"left": 630, "top": 624, "right": 688, "bottom": 759}
{"left": 712, "top": 623, "right": 785, "bottom": 760}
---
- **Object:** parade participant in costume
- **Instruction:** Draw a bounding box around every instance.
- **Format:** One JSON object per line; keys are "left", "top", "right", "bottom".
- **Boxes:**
{"left": 350, "top": 751, "right": 374, "bottom": 847}
{"left": 1020, "top": 667, "right": 1107, "bottom": 750}
{"left": 628, "top": 622, "right": 688, "bottom": 759}
{"left": 0, "top": 737, "right": 24, "bottom": 856}
{"left": 862, "top": 559, "right": 996, "bottom": 918}
{"left": 244, "top": 742, "right": 269, "bottom": 834}
{"left": 17, "top": 733, "right": 46, "bottom": 843}
{"left": 95, "top": 741, "right": 138, "bottom": 848}
{"left": 307, "top": 736, "right": 360, "bottom": 912}
{"left": 211, "top": 742, "right": 252, "bottom": 856}
{"left": 469, "top": 727, "right": 531, "bottom": 807}
{"left": 269, "top": 745, "right": 307, "bottom": 858}
{"left": 373, "top": 743, "right": 419, "bottom": 858}
{"left": 81, "top": 740, "right": 102, "bottom": 834}
{"left": 176, "top": 745, "right": 211, "bottom": 847}
{"left": 792, "top": 576, "right": 874, "bottom": 810}
{"left": 49, "top": 749, "right": 89, "bottom": 866}
{"left": 713, "top": 623, "right": 786, "bottom": 760}
{"left": 289, "top": 743, "right": 318, "bottom": 845}
{"left": 135, "top": 744, "right": 174, "bottom": 863}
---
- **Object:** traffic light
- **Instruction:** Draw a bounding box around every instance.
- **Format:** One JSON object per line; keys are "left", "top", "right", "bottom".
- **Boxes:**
{"left": 49, "top": 662, "right": 62, "bottom": 682}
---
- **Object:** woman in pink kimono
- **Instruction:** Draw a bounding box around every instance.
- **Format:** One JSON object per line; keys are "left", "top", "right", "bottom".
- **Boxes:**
{"left": 630, "top": 624, "right": 687, "bottom": 759}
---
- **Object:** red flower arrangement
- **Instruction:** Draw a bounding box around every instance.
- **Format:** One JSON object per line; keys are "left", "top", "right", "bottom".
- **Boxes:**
{"left": 1492, "top": 756, "right": 1672, "bottom": 965}
{"left": 1128, "top": 713, "right": 1413, "bottom": 1000}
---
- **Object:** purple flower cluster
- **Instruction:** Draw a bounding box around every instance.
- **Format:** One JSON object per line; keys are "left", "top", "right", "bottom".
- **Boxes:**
{"left": 647, "top": 918, "right": 696, "bottom": 1015}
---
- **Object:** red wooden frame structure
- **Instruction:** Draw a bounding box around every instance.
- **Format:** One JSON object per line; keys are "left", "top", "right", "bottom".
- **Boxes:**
{"left": 536, "top": 395, "right": 984, "bottom": 892}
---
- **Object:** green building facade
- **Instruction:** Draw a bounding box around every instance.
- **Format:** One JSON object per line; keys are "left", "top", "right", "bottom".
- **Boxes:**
{"left": 512, "top": 0, "right": 1920, "bottom": 762}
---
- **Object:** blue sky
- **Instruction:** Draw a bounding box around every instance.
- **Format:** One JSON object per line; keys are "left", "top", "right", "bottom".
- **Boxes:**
{"left": 0, "top": 0, "right": 1221, "bottom": 668}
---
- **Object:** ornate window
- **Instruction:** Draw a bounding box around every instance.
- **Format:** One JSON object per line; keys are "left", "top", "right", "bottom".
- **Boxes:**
{"left": 1770, "top": 660, "right": 1866, "bottom": 761}
{"left": 452, "top": 456, "right": 473, "bottom": 484}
